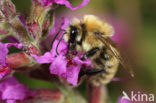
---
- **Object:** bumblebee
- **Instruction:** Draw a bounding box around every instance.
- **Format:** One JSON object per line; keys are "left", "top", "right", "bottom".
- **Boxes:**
{"left": 63, "top": 15, "right": 133, "bottom": 86}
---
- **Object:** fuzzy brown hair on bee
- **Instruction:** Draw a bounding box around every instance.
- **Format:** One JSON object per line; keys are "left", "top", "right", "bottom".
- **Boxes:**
{"left": 64, "top": 15, "right": 133, "bottom": 86}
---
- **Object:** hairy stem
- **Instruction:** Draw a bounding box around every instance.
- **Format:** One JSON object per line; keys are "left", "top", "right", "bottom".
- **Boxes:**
{"left": 6, "top": 52, "right": 35, "bottom": 69}
{"left": 33, "top": 89, "right": 64, "bottom": 103}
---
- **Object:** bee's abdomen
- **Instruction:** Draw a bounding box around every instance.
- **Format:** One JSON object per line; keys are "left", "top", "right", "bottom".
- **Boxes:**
{"left": 89, "top": 49, "right": 119, "bottom": 86}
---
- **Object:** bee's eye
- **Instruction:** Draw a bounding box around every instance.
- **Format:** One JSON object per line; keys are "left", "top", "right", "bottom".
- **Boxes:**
{"left": 70, "top": 26, "right": 78, "bottom": 43}
{"left": 71, "top": 27, "right": 78, "bottom": 35}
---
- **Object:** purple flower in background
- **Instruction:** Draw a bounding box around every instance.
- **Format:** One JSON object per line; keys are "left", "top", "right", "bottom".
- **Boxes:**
{"left": 40, "top": 0, "right": 90, "bottom": 10}
{"left": 0, "top": 76, "right": 35, "bottom": 103}
{"left": 43, "top": 17, "right": 69, "bottom": 50}
{"left": 118, "top": 91, "right": 132, "bottom": 103}
{"left": 50, "top": 17, "right": 69, "bottom": 38}
{"left": 118, "top": 96, "right": 132, "bottom": 103}
{"left": 108, "top": 17, "right": 132, "bottom": 47}
{"left": 31, "top": 40, "right": 91, "bottom": 85}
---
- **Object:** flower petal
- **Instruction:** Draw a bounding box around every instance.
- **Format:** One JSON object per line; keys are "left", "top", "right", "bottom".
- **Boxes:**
{"left": 50, "top": 40, "right": 68, "bottom": 56}
{"left": 2, "top": 84, "right": 31, "bottom": 100}
{"left": 65, "top": 56, "right": 92, "bottom": 85}
{"left": 73, "top": 56, "right": 92, "bottom": 66}
{"left": 40, "top": 0, "right": 54, "bottom": 6}
{"left": 40, "top": 0, "right": 90, "bottom": 10}
{"left": 50, "top": 17, "right": 69, "bottom": 41}
{"left": 55, "top": 0, "right": 90, "bottom": 10}
{"left": 0, "top": 77, "right": 35, "bottom": 102}
{"left": 31, "top": 52, "right": 54, "bottom": 64}
{"left": 6, "top": 100, "right": 16, "bottom": 103}
{"left": 61, "top": 17, "right": 69, "bottom": 30}
{"left": 50, "top": 17, "right": 61, "bottom": 37}
{"left": 49, "top": 55, "right": 67, "bottom": 77}
{"left": 5, "top": 43, "right": 22, "bottom": 49}
{"left": 66, "top": 65, "right": 80, "bottom": 85}
{"left": 0, "top": 42, "right": 8, "bottom": 65}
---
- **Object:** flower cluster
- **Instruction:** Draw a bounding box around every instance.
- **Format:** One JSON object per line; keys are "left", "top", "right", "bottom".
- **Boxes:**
{"left": 0, "top": 0, "right": 91, "bottom": 102}
{"left": 32, "top": 39, "right": 92, "bottom": 85}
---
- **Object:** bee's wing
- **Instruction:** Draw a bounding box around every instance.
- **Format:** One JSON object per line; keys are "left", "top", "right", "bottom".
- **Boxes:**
{"left": 96, "top": 34, "right": 134, "bottom": 77}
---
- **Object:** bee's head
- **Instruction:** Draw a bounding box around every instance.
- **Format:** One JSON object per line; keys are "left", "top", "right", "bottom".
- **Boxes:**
{"left": 64, "top": 18, "right": 82, "bottom": 52}
{"left": 64, "top": 25, "right": 80, "bottom": 53}
{"left": 68, "top": 25, "right": 79, "bottom": 50}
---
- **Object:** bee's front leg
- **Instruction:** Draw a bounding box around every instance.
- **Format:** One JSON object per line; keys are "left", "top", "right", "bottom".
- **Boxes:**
{"left": 81, "top": 47, "right": 99, "bottom": 60}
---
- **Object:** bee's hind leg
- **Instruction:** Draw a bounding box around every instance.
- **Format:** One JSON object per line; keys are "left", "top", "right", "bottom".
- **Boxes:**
{"left": 79, "top": 67, "right": 107, "bottom": 77}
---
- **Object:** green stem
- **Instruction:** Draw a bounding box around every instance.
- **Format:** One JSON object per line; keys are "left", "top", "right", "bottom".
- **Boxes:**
{"left": 0, "top": 32, "right": 12, "bottom": 40}
{"left": 57, "top": 84, "right": 87, "bottom": 103}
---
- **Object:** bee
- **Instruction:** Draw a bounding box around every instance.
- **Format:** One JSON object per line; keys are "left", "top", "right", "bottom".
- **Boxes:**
{"left": 63, "top": 15, "right": 134, "bottom": 86}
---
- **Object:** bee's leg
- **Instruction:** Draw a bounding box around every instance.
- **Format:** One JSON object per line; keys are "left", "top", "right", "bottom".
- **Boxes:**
{"left": 79, "top": 67, "right": 107, "bottom": 77}
{"left": 81, "top": 47, "right": 99, "bottom": 60}
{"left": 79, "top": 47, "right": 101, "bottom": 77}
{"left": 79, "top": 47, "right": 103, "bottom": 77}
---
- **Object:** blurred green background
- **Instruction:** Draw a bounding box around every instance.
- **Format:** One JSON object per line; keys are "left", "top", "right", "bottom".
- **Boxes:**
{"left": 12, "top": 0, "right": 156, "bottom": 102}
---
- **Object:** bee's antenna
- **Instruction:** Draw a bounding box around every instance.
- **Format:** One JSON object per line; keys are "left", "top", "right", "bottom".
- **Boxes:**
{"left": 51, "top": 29, "right": 65, "bottom": 50}
{"left": 51, "top": 30, "right": 61, "bottom": 49}
{"left": 56, "top": 31, "right": 66, "bottom": 55}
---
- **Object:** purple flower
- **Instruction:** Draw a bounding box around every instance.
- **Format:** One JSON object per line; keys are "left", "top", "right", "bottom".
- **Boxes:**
{"left": 32, "top": 15, "right": 91, "bottom": 85}
{"left": 0, "top": 42, "right": 22, "bottom": 79}
{"left": 49, "top": 55, "right": 67, "bottom": 77}
{"left": 107, "top": 17, "right": 132, "bottom": 47}
{"left": 31, "top": 40, "right": 91, "bottom": 85}
{"left": 40, "top": 0, "right": 90, "bottom": 10}
{"left": 66, "top": 56, "right": 92, "bottom": 85}
{"left": 66, "top": 65, "right": 80, "bottom": 85}
{"left": 0, "top": 42, "right": 22, "bottom": 66}
{"left": 0, "top": 76, "right": 35, "bottom": 103}
{"left": 31, "top": 39, "right": 67, "bottom": 64}
{"left": 0, "top": 42, "right": 10, "bottom": 66}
